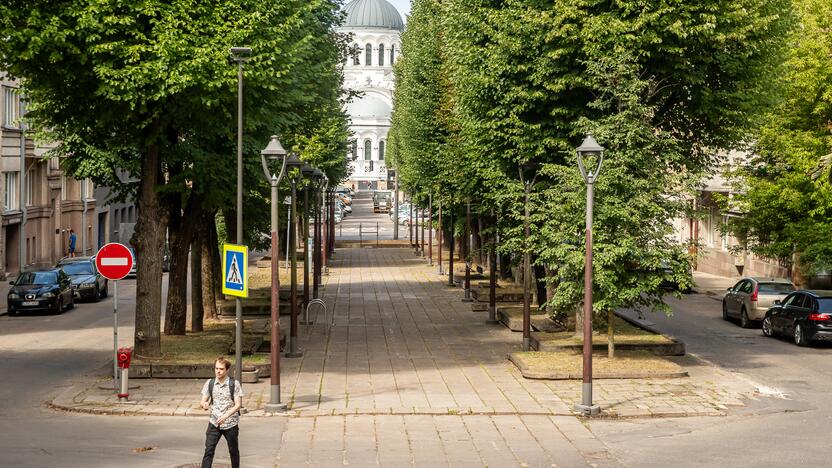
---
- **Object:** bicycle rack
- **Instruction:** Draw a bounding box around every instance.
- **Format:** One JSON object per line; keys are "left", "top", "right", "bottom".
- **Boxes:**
{"left": 305, "top": 298, "right": 331, "bottom": 328}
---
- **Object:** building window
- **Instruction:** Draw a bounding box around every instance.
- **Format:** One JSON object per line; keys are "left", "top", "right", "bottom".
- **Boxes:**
{"left": 390, "top": 45, "right": 395, "bottom": 64}
{"left": 378, "top": 44, "right": 385, "bottom": 66}
{"left": 348, "top": 139, "right": 358, "bottom": 160}
{"left": 364, "top": 139, "right": 372, "bottom": 160}
{"left": 4, "top": 87, "right": 20, "bottom": 128}
{"left": 365, "top": 44, "right": 372, "bottom": 66}
{"left": 379, "top": 140, "right": 385, "bottom": 161}
{"left": 26, "top": 167, "right": 35, "bottom": 206}
{"left": 352, "top": 44, "right": 360, "bottom": 65}
{"left": 4, "top": 172, "right": 19, "bottom": 210}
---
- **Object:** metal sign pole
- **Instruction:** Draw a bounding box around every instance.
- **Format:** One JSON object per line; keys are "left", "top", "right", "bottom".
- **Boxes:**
{"left": 113, "top": 280, "right": 118, "bottom": 391}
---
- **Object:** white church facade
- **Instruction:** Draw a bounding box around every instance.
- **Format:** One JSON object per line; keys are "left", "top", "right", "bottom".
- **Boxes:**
{"left": 339, "top": 0, "right": 403, "bottom": 191}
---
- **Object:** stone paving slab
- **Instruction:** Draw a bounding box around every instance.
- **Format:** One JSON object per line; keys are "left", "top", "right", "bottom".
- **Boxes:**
{"left": 53, "top": 248, "right": 759, "bottom": 421}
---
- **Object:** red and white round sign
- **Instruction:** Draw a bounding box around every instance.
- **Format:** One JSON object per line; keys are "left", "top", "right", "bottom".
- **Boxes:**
{"left": 95, "top": 243, "right": 134, "bottom": 281}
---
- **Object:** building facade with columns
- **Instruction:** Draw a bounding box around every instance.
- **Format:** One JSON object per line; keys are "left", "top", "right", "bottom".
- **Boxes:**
{"left": 339, "top": 0, "right": 403, "bottom": 191}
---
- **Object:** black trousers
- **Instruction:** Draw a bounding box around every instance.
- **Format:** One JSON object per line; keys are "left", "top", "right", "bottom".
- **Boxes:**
{"left": 202, "top": 423, "right": 240, "bottom": 468}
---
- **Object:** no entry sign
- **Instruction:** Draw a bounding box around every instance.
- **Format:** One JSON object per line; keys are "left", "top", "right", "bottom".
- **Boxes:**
{"left": 95, "top": 243, "right": 134, "bottom": 281}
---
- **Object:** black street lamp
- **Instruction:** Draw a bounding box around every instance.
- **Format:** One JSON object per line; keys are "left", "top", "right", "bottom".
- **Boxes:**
{"left": 260, "top": 135, "right": 288, "bottom": 413}
{"left": 285, "top": 153, "right": 304, "bottom": 358}
{"left": 575, "top": 133, "right": 604, "bottom": 417}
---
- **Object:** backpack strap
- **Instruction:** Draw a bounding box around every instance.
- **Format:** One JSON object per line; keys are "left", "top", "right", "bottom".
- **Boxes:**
{"left": 208, "top": 377, "right": 216, "bottom": 404}
{"left": 229, "top": 377, "right": 235, "bottom": 403}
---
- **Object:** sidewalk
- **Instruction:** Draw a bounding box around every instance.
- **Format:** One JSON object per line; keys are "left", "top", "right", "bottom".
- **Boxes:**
{"left": 692, "top": 271, "right": 740, "bottom": 300}
{"left": 54, "top": 248, "right": 758, "bottom": 419}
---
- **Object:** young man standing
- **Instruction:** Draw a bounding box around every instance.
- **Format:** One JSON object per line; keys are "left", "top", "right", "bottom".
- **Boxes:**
{"left": 200, "top": 356, "right": 243, "bottom": 468}
{"left": 68, "top": 229, "right": 77, "bottom": 257}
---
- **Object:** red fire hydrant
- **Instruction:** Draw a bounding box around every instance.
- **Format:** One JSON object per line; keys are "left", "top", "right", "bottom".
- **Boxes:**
{"left": 117, "top": 347, "right": 133, "bottom": 402}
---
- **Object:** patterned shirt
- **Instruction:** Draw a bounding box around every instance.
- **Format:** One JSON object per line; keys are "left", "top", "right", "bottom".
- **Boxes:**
{"left": 201, "top": 377, "right": 243, "bottom": 430}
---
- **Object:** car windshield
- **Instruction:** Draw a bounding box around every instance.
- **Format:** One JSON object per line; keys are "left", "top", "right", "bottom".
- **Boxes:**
{"left": 60, "top": 262, "right": 94, "bottom": 276}
{"left": 758, "top": 283, "right": 795, "bottom": 294}
{"left": 16, "top": 271, "right": 57, "bottom": 285}
{"left": 817, "top": 299, "right": 832, "bottom": 313}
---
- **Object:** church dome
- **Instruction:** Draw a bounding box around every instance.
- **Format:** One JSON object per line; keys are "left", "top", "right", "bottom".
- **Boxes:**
{"left": 347, "top": 94, "right": 392, "bottom": 119}
{"left": 343, "top": 0, "right": 404, "bottom": 31}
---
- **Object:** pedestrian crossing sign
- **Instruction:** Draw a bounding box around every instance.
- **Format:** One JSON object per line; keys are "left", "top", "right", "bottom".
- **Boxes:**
{"left": 222, "top": 244, "right": 248, "bottom": 298}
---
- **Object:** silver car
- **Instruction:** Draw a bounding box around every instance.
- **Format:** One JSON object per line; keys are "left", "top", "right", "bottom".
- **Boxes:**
{"left": 723, "top": 277, "right": 795, "bottom": 328}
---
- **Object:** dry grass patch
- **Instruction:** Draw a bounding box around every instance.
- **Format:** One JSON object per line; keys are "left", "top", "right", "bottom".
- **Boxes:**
{"left": 512, "top": 350, "right": 684, "bottom": 378}
{"left": 133, "top": 320, "right": 269, "bottom": 366}
{"left": 536, "top": 315, "right": 670, "bottom": 345}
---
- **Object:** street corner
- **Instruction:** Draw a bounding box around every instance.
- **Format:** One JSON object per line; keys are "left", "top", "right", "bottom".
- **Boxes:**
{"left": 47, "top": 376, "right": 298, "bottom": 418}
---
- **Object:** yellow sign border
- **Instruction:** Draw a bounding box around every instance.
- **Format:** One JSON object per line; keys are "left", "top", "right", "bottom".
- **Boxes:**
{"left": 221, "top": 243, "right": 248, "bottom": 298}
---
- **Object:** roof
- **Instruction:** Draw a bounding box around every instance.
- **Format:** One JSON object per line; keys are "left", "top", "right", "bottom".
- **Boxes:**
{"left": 805, "top": 290, "right": 832, "bottom": 298}
{"left": 342, "top": 0, "right": 404, "bottom": 31}
{"left": 745, "top": 277, "right": 793, "bottom": 283}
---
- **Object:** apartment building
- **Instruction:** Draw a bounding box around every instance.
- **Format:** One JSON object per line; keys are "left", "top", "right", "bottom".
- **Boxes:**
{"left": 672, "top": 150, "right": 789, "bottom": 279}
{"left": 1, "top": 75, "right": 97, "bottom": 277}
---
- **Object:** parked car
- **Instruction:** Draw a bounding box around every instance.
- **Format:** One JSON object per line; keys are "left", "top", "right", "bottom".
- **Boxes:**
{"left": 372, "top": 190, "right": 392, "bottom": 213}
{"left": 723, "top": 277, "right": 795, "bottom": 328}
{"left": 7, "top": 269, "right": 74, "bottom": 316}
{"left": 762, "top": 290, "right": 832, "bottom": 346}
{"left": 334, "top": 205, "right": 343, "bottom": 224}
{"left": 57, "top": 257, "right": 108, "bottom": 302}
{"left": 336, "top": 193, "right": 352, "bottom": 205}
{"left": 127, "top": 248, "right": 138, "bottom": 278}
{"left": 391, "top": 202, "right": 410, "bottom": 220}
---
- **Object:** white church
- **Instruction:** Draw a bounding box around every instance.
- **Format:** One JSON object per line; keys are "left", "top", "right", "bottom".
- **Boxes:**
{"left": 339, "top": 0, "right": 403, "bottom": 191}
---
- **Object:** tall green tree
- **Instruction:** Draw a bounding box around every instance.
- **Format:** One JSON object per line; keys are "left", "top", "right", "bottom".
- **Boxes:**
{"left": 725, "top": 0, "right": 832, "bottom": 282}
{"left": 391, "top": 0, "right": 792, "bottom": 336}
{"left": 0, "top": 0, "right": 348, "bottom": 355}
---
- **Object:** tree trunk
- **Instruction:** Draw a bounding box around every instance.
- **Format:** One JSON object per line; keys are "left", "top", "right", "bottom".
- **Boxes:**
{"left": 608, "top": 309, "right": 615, "bottom": 358}
{"left": 202, "top": 211, "right": 220, "bottom": 320}
{"left": 165, "top": 194, "right": 204, "bottom": 335}
{"left": 190, "top": 223, "right": 204, "bottom": 333}
{"left": 133, "top": 136, "right": 168, "bottom": 359}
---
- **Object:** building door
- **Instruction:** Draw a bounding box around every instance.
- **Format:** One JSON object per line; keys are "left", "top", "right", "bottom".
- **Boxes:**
{"left": 5, "top": 224, "right": 19, "bottom": 274}
{"left": 97, "top": 212, "right": 107, "bottom": 249}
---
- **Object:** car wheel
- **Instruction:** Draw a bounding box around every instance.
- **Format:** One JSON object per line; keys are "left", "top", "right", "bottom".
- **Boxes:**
{"left": 8, "top": 308, "right": 17, "bottom": 317}
{"left": 92, "top": 286, "right": 101, "bottom": 302}
{"left": 101, "top": 283, "right": 108, "bottom": 298}
{"left": 67, "top": 294, "right": 75, "bottom": 310}
{"left": 740, "top": 308, "right": 752, "bottom": 329}
{"left": 55, "top": 298, "right": 63, "bottom": 315}
{"left": 794, "top": 323, "right": 809, "bottom": 347}
{"left": 722, "top": 302, "right": 729, "bottom": 321}
{"left": 762, "top": 316, "right": 775, "bottom": 337}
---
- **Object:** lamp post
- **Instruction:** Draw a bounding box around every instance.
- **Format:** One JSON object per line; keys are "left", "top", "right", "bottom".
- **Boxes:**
{"left": 575, "top": 133, "right": 604, "bottom": 417}
{"left": 447, "top": 201, "right": 455, "bottom": 287}
{"left": 285, "top": 153, "right": 304, "bottom": 358}
{"left": 311, "top": 169, "right": 324, "bottom": 300}
{"left": 462, "top": 199, "right": 472, "bottom": 302}
{"left": 487, "top": 208, "right": 499, "bottom": 324}
{"left": 300, "top": 164, "right": 314, "bottom": 325}
{"left": 229, "top": 46, "right": 251, "bottom": 384}
{"left": 438, "top": 199, "right": 443, "bottom": 275}
{"left": 518, "top": 163, "right": 538, "bottom": 352}
{"left": 428, "top": 191, "right": 433, "bottom": 266}
{"left": 260, "top": 136, "right": 288, "bottom": 413}
{"left": 393, "top": 170, "right": 399, "bottom": 240}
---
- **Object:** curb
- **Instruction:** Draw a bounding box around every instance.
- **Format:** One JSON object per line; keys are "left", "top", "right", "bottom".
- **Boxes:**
{"left": 508, "top": 353, "right": 690, "bottom": 381}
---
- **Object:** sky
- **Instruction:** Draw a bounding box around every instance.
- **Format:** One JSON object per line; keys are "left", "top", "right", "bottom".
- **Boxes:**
{"left": 387, "top": 0, "right": 412, "bottom": 20}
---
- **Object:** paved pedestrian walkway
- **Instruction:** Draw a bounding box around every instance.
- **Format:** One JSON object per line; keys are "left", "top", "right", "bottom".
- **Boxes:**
{"left": 51, "top": 246, "right": 771, "bottom": 466}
